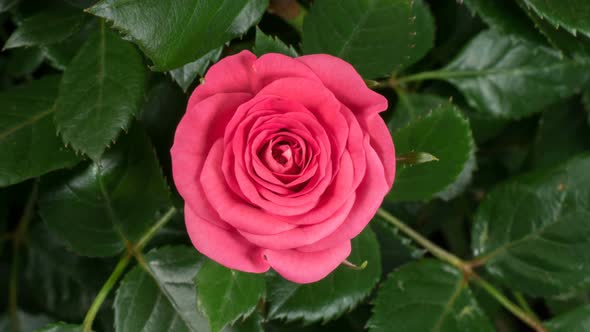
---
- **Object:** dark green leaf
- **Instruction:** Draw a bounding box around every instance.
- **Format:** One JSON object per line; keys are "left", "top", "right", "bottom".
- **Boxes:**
{"left": 43, "top": 20, "right": 93, "bottom": 71}
{"left": 0, "top": 0, "right": 19, "bottom": 13}
{"left": 114, "top": 246, "right": 210, "bottom": 332}
{"left": 367, "top": 260, "right": 494, "bottom": 332}
{"left": 546, "top": 293, "right": 590, "bottom": 316}
{"left": 463, "top": 0, "right": 545, "bottom": 43}
{"left": 6, "top": 47, "right": 44, "bottom": 77}
{"left": 443, "top": 30, "right": 590, "bottom": 118}
{"left": 545, "top": 305, "right": 590, "bottom": 332}
{"left": 406, "top": 0, "right": 435, "bottom": 69}
{"left": 0, "top": 311, "right": 54, "bottom": 332}
{"left": 371, "top": 215, "right": 424, "bottom": 274}
{"left": 54, "top": 22, "right": 146, "bottom": 160}
{"left": 169, "top": 47, "right": 222, "bottom": 92}
{"left": 0, "top": 76, "right": 80, "bottom": 187}
{"left": 584, "top": 88, "right": 590, "bottom": 126}
{"left": 35, "top": 323, "right": 83, "bottom": 332}
{"left": 521, "top": 0, "right": 590, "bottom": 38}
{"left": 196, "top": 260, "right": 266, "bottom": 332}
{"left": 389, "top": 104, "right": 475, "bottom": 201}
{"left": 472, "top": 154, "right": 590, "bottom": 296}
{"left": 88, "top": 0, "right": 268, "bottom": 70}
{"left": 516, "top": 0, "right": 590, "bottom": 59}
{"left": 390, "top": 93, "right": 450, "bottom": 132}
{"left": 529, "top": 101, "right": 590, "bottom": 169}
{"left": 266, "top": 228, "right": 381, "bottom": 324}
{"left": 302, "top": 0, "right": 415, "bottom": 78}
{"left": 3, "top": 5, "right": 86, "bottom": 49}
{"left": 38, "top": 128, "right": 170, "bottom": 257}
{"left": 254, "top": 27, "right": 298, "bottom": 57}
{"left": 23, "top": 223, "right": 111, "bottom": 322}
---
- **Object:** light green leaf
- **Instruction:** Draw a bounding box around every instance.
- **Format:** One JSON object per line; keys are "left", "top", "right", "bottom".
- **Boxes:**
{"left": 0, "top": 76, "right": 80, "bottom": 187}
{"left": 169, "top": 47, "right": 222, "bottom": 92}
{"left": 88, "top": 0, "right": 268, "bottom": 71}
{"left": 196, "top": 260, "right": 265, "bottom": 332}
{"left": 545, "top": 305, "right": 590, "bottom": 332}
{"left": 3, "top": 5, "right": 86, "bottom": 49}
{"left": 302, "top": 0, "right": 415, "bottom": 78}
{"left": 253, "top": 27, "right": 298, "bottom": 57}
{"left": 472, "top": 154, "right": 590, "bottom": 296}
{"left": 442, "top": 30, "right": 590, "bottom": 118}
{"left": 115, "top": 246, "right": 208, "bottom": 332}
{"left": 38, "top": 128, "right": 170, "bottom": 257}
{"left": 389, "top": 104, "right": 475, "bottom": 202}
{"left": 367, "top": 260, "right": 494, "bottom": 332}
{"left": 54, "top": 22, "right": 146, "bottom": 160}
{"left": 521, "top": 0, "right": 590, "bottom": 38}
{"left": 266, "top": 228, "right": 381, "bottom": 324}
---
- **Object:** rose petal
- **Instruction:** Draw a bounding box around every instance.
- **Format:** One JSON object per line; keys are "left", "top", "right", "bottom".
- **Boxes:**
{"left": 299, "top": 143, "right": 389, "bottom": 252}
{"left": 171, "top": 93, "right": 252, "bottom": 224}
{"left": 297, "top": 54, "right": 388, "bottom": 115}
{"left": 188, "top": 50, "right": 257, "bottom": 107}
{"left": 201, "top": 140, "right": 297, "bottom": 234}
{"left": 263, "top": 241, "right": 351, "bottom": 284}
{"left": 185, "top": 204, "right": 269, "bottom": 273}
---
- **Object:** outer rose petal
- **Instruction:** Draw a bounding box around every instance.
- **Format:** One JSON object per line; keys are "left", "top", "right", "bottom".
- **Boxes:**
{"left": 188, "top": 50, "right": 257, "bottom": 108}
{"left": 297, "top": 54, "right": 388, "bottom": 115}
{"left": 263, "top": 241, "right": 352, "bottom": 284}
{"left": 185, "top": 204, "right": 270, "bottom": 273}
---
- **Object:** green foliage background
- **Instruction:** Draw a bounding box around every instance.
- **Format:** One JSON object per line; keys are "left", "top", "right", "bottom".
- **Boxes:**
{"left": 1, "top": 0, "right": 590, "bottom": 331}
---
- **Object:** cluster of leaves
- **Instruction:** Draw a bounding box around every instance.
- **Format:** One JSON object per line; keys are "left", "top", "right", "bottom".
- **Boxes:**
{"left": 1, "top": 0, "right": 590, "bottom": 332}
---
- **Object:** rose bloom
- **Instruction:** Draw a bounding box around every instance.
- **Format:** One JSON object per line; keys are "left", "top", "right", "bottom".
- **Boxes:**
{"left": 171, "top": 51, "right": 395, "bottom": 284}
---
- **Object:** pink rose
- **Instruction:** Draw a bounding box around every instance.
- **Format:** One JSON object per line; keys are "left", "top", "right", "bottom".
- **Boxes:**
{"left": 171, "top": 51, "right": 395, "bottom": 283}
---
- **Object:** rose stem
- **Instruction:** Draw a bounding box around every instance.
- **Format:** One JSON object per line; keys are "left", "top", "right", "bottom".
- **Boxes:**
{"left": 376, "top": 208, "right": 547, "bottom": 332}
{"left": 82, "top": 206, "right": 177, "bottom": 332}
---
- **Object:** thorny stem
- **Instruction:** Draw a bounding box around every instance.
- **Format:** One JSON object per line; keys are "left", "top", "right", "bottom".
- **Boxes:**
{"left": 82, "top": 207, "right": 178, "bottom": 332}
{"left": 9, "top": 180, "right": 39, "bottom": 332}
{"left": 376, "top": 208, "right": 547, "bottom": 332}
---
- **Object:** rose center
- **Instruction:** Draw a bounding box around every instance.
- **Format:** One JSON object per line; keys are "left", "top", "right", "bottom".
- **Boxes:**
{"left": 272, "top": 143, "right": 293, "bottom": 165}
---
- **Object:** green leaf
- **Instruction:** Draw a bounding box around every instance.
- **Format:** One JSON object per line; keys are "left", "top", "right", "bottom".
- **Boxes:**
{"left": 546, "top": 293, "right": 590, "bottom": 316}
{"left": 390, "top": 93, "right": 450, "bottom": 132}
{"left": 169, "top": 47, "right": 222, "bottom": 92}
{"left": 23, "top": 223, "right": 111, "bottom": 322}
{"left": 196, "top": 260, "right": 266, "bottom": 332}
{"left": 529, "top": 100, "right": 590, "bottom": 169}
{"left": 442, "top": 30, "right": 590, "bottom": 118}
{"left": 0, "top": 0, "right": 19, "bottom": 13}
{"left": 472, "top": 154, "right": 590, "bottom": 296}
{"left": 3, "top": 5, "right": 86, "bottom": 50}
{"left": 54, "top": 21, "right": 146, "bottom": 160}
{"left": 43, "top": 20, "right": 93, "bottom": 71}
{"left": 367, "top": 260, "right": 494, "bottom": 332}
{"left": 406, "top": 0, "right": 435, "bottom": 69}
{"left": 371, "top": 215, "right": 424, "bottom": 274}
{"left": 35, "top": 324, "right": 83, "bottom": 332}
{"left": 6, "top": 47, "right": 44, "bottom": 78}
{"left": 0, "top": 311, "right": 54, "bottom": 332}
{"left": 516, "top": 0, "right": 590, "bottom": 59}
{"left": 266, "top": 228, "right": 381, "bottom": 324}
{"left": 521, "top": 0, "right": 590, "bottom": 38}
{"left": 389, "top": 104, "right": 475, "bottom": 202}
{"left": 115, "top": 246, "right": 211, "bottom": 332}
{"left": 302, "top": 0, "right": 415, "bottom": 78}
{"left": 0, "top": 76, "right": 80, "bottom": 187}
{"left": 463, "top": 0, "right": 545, "bottom": 43}
{"left": 38, "top": 127, "right": 170, "bottom": 257}
{"left": 545, "top": 305, "right": 590, "bottom": 332}
{"left": 254, "top": 27, "right": 298, "bottom": 57}
{"left": 585, "top": 89, "right": 590, "bottom": 125}
{"left": 88, "top": 0, "right": 268, "bottom": 71}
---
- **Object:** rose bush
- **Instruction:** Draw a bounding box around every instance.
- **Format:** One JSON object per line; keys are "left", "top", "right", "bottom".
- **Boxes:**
{"left": 171, "top": 50, "right": 395, "bottom": 283}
